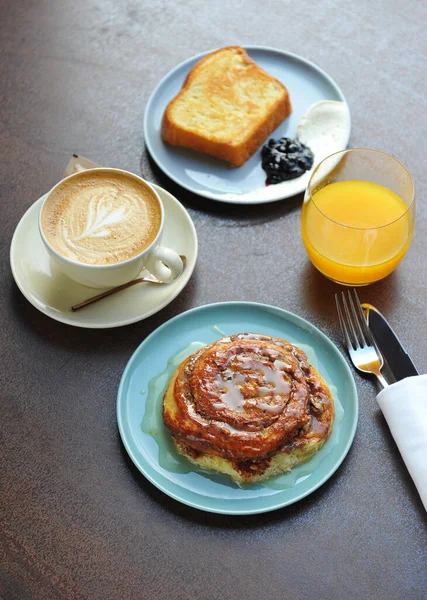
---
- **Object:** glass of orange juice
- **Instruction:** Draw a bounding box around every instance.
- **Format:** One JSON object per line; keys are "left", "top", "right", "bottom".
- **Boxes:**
{"left": 301, "top": 148, "right": 415, "bottom": 286}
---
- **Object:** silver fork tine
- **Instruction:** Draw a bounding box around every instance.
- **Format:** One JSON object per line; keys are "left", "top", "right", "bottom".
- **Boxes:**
{"left": 335, "top": 294, "right": 352, "bottom": 351}
{"left": 352, "top": 289, "right": 376, "bottom": 346}
{"left": 335, "top": 289, "right": 389, "bottom": 388}
{"left": 348, "top": 290, "right": 365, "bottom": 347}
{"left": 341, "top": 292, "right": 359, "bottom": 349}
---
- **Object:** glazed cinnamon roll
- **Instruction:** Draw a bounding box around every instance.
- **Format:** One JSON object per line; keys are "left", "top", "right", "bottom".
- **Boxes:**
{"left": 163, "top": 333, "right": 334, "bottom": 483}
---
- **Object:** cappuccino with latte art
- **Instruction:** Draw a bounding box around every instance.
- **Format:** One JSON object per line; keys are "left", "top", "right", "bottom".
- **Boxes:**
{"left": 41, "top": 170, "right": 162, "bottom": 265}
{"left": 39, "top": 168, "right": 183, "bottom": 289}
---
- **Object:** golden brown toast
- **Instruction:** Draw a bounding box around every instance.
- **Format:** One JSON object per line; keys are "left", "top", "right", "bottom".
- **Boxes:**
{"left": 161, "top": 46, "right": 292, "bottom": 167}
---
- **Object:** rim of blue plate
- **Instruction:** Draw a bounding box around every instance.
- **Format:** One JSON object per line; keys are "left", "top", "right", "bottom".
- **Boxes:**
{"left": 117, "top": 301, "right": 358, "bottom": 514}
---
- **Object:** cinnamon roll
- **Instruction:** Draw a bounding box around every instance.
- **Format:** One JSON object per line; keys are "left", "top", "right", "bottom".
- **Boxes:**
{"left": 163, "top": 333, "right": 334, "bottom": 483}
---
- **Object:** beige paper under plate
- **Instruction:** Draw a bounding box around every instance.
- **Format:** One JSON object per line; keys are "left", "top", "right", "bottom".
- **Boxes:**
{"left": 63, "top": 155, "right": 101, "bottom": 177}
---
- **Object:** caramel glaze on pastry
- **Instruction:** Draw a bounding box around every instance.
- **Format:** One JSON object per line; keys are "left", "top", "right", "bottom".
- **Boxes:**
{"left": 163, "top": 334, "right": 334, "bottom": 483}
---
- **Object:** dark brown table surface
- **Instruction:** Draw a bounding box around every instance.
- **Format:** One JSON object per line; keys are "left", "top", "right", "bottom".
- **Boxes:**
{"left": 1, "top": 1, "right": 426, "bottom": 599}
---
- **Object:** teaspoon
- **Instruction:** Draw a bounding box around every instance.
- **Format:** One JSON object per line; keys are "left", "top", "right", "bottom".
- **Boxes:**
{"left": 71, "top": 255, "right": 186, "bottom": 312}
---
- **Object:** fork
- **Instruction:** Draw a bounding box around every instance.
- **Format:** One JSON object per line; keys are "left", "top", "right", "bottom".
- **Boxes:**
{"left": 335, "top": 289, "right": 389, "bottom": 388}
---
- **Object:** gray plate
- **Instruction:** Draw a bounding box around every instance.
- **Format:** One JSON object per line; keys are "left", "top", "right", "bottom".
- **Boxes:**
{"left": 143, "top": 46, "right": 350, "bottom": 204}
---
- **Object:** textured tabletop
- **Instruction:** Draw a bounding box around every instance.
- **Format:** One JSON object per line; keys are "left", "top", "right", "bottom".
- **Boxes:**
{"left": 1, "top": 1, "right": 426, "bottom": 599}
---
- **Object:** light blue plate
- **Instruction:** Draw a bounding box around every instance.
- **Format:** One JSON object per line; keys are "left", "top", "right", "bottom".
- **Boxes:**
{"left": 143, "top": 46, "right": 350, "bottom": 204}
{"left": 117, "top": 302, "right": 358, "bottom": 514}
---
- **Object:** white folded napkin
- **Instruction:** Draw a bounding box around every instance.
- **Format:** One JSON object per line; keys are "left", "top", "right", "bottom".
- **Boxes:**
{"left": 377, "top": 374, "right": 427, "bottom": 511}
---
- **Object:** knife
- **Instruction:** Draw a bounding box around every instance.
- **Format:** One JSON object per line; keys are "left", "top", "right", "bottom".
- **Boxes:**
{"left": 362, "top": 303, "right": 419, "bottom": 381}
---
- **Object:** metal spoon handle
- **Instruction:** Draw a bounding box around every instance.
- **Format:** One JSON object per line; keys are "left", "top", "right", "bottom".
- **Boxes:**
{"left": 71, "top": 278, "right": 149, "bottom": 311}
{"left": 71, "top": 255, "right": 187, "bottom": 312}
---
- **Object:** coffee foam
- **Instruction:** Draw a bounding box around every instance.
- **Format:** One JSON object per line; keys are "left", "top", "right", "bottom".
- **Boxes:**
{"left": 41, "top": 171, "right": 162, "bottom": 265}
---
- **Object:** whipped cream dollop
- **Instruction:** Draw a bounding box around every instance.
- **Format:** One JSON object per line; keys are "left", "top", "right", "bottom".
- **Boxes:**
{"left": 296, "top": 100, "right": 350, "bottom": 163}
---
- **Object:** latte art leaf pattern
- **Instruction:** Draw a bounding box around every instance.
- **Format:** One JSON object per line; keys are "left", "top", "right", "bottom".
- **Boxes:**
{"left": 73, "top": 190, "right": 134, "bottom": 241}
{"left": 42, "top": 172, "right": 162, "bottom": 265}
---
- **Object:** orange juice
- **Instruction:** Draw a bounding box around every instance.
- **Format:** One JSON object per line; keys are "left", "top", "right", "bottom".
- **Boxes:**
{"left": 301, "top": 180, "right": 413, "bottom": 285}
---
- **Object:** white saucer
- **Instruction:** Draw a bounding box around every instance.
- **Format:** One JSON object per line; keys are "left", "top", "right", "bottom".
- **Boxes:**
{"left": 10, "top": 184, "right": 198, "bottom": 328}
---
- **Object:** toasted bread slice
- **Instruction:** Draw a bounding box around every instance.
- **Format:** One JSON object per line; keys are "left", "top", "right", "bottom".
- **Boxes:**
{"left": 161, "top": 46, "right": 292, "bottom": 167}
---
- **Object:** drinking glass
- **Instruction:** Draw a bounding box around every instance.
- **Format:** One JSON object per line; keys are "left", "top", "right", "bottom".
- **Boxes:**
{"left": 300, "top": 148, "right": 415, "bottom": 286}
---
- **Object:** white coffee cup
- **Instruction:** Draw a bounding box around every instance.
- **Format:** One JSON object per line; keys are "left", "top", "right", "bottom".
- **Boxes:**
{"left": 38, "top": 168, "right": 184, "bottom": 289}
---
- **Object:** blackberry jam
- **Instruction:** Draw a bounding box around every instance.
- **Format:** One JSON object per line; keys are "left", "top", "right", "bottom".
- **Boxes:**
{"left": 261, "top": 137, "right": 314, "bottom": 185}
